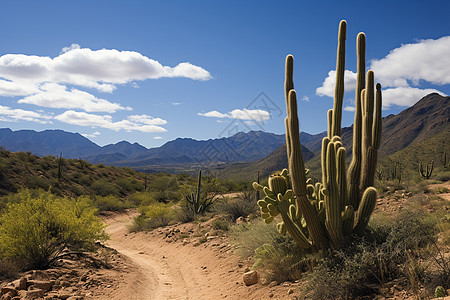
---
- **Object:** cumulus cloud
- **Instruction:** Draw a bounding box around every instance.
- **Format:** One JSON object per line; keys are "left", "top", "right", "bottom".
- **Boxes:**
{"left": 127, "top": 114, "right": 167, "bottom": 125}
{"left": 0, "top": 44, "right": 211, "bottom": 117}
{"left": 18, "top": 83, "right": 129, "bottom": 113}
{"left": 198, "top": 108, "right": 270, "bottom": 122}
{"left": 55, "top": 110, "right": 167, "bottom": 133}
{"left": 316, "top": 70, "right": 357, "bottom": 97}
{"left": 0, "top": 105, "right": 52, "bottom": 124}
{"left": 344, "top": 106, "right": 356, "bottom": 112}
{"left": 371, "top": 36, "right": 450, "bottom": 87}
{"left": 315, "top": 36, "right": 450, "bottom": 108}
{"left": 0, "top": 45, "right": 212, "bottom": 95}
{"left": 382, "top": 87, "right": 445, "bottom": 109}
{"left": 198, "top": 110, "right": 229, "bottom": 118}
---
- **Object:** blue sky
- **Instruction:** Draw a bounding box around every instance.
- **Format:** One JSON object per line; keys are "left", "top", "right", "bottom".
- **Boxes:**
{"left": 0, "top": 0, "right": 449, "bottom": 148}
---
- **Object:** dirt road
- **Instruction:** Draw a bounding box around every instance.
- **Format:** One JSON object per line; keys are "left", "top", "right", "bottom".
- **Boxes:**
{"left": 101, "top": 211, "right": 296, "bottom": 300}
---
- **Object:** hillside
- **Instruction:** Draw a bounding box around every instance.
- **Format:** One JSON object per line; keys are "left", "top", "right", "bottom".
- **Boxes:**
{"left": 214, "top": 143, "right": 314, "bottom": 181}
{"left": 0, "top": 149, "right": 149, "bottom": 197}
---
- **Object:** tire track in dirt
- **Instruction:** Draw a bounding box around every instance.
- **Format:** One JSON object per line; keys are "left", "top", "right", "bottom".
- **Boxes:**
{"left": 103, "top": 211, "right": 190, "bottom": 299}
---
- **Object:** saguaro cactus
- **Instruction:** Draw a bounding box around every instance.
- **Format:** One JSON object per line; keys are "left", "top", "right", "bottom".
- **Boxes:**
{"left": 419, "top": 161, "right": 434, "bottom": 179}
{"left": 254, "top": 20, "right": 382, "bottom": 250}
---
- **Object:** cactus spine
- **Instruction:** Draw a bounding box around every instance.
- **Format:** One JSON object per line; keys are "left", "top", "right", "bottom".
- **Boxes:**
{"left": 254, "top": 20, "right": 382, "bottom": 250}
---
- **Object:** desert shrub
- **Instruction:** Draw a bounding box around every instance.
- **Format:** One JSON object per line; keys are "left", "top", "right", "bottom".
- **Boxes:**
{"left": 127, "top": 191, "right": 156, "bottom": 207}
{"left": 173, "top": 203, "right": 195, "bottom": 223}
{"left": 90, "top": 179, "right": 120, "bottom": 196}
{"left": 91, "top": 194, "right": 126, "bottom": 211}
{"left": 114, "top": 177, "right": 144, "bottom": 193}
{"left": 230, "top": 219, "right": 310, "bottom": 283}
{"left": 0, "top": 190, "right": 107, "bottom": 269}
{"left": 148, "top": 176, "right": 180, "bottom": 203}
{"left": 130, "top": 202, "right": 175, "bottom": 231}
{"left": 211, "top": 218, "right": 230, "bottom": 231}
{"left": 25, "top": 175, "right": 51, "bottom": 190}
{"left": 215, "top": 195, "right": 258, "bottom": 221}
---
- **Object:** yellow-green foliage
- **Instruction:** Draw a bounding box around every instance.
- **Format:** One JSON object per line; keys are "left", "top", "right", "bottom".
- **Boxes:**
{"left": 139, "top": 202, "right": 174, "bottom": 227}
{"left": 0, "top": 189, "right": 107, "bottom": 269}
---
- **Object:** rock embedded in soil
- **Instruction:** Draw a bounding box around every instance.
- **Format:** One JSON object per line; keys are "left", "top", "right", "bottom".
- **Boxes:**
{"left": 243, "top": 270, "right": 258, "bottom": 286}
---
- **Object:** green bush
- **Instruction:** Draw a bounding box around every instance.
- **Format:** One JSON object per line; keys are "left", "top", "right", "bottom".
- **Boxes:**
{"left": 90, "top": 179, "right": 120, "bottom": 196}
{"left": 130, "top": 202, "right": 175, "bottom": 231}
{"left": 211, "top": 218, "right": 230, "bottom": 231}
{"left": 230, "top": 219, "right": 310, "bottom": 283}
{"left": 0, "top": 189, "right": 107, "bottom": 269}
{"left": 91, "top": 194, "right": 126, "bottom": 211}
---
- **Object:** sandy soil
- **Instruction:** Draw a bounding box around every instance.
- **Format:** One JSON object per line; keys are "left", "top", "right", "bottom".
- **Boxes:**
{"left": 100, "top": 210, "right": 300, "bottom": 300}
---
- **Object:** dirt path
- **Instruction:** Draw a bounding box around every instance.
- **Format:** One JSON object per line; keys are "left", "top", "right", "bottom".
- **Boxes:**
{"left": 101, "top": 211, "right": 298, "bottom": 300}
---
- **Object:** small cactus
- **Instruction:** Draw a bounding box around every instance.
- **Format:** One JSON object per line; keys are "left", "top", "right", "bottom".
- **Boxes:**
{"left": 419, "top": 161, "right": 434, "bottom": 179}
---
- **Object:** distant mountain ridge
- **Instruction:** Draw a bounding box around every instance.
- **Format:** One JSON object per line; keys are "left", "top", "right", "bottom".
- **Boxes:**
{"left": 0, "top": 129, "right": 289, "bottom": 168}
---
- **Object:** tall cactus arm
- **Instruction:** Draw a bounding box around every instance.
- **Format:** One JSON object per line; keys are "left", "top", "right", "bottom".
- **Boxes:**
{"left": 286, "top": 89, "right": 328, "bottom": 250}
{"left": 347, "top": 32, "right": 365, "bottom": 209}
{"left": 331, "top": 20, "right": 347, "bottom": 137}
{"left": 324, "top": 142, "right": 344, "bottom": 248}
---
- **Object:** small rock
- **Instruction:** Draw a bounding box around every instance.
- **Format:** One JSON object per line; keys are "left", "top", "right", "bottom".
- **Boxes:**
{"left": 18, "top": 277, "right": 28, "bottom": 290}
{"left": 1, "top": 287, "right": 17, "bottom": 297}
{"left": 28, "top": 280, "right": 53, "bottom": 292}
{"left": 25, "top": 289, "right": 45, "bottom": 299}
{"left": 236, "top": 216, "right": 245, "bottom": 225}
{"left": 288, "top": 288, "right": 294, "bottom": 294}
{"left": 243, "top": 270, "right": 258, "bottom": 286}
{"left": 268, "top": 293, "right": 274, "bottom": 298}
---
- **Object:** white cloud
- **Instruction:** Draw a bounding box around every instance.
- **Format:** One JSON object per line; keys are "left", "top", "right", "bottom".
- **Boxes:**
{"left": 0, "top": 105, "right": 52, "bottom": 124}
{"left": 81, "top": 131, "right": 100, "bottom": 138}
{"left": 171, "top": 102, "right": 182, "bottom": 106}
{"left": 60, "top": 43, "right": 80, "bottom": 54}
{"left": 0, "top": 45, "right": 212, "bottom": 96}
{"left": 199, "top": 108, "right": 270, "bottom": 122}
{"left": 229, "top": 108, "right": 270, "bottom": 121}
{"left": 126, "top": 114, "right": 167, "bottom": 125}
{"left": 316, "top": 70, "right": 357, "bottom": 97}
{"left": 344, "top": 106, "right": 356, "bottom": 112}
{"left": 153, "top": 136, "right": 162, "bottom": 140}
{"left": 55, "top": 110, "right": 167, "bottom": 133}
{"left": 371, "top": 36, "right": 450, "bottom": 87}
{"left": 18, "top": 83, "right": 128, "bottom": 113}
{"left": 0, "top": 79, "right": 39, "bottom": 96}
{"left": 0, "top": 44, "right": 212, "bottom": 115}
{"left": 198, "top": 110, "right": 229, "bottom": 118}
{"left": 315, "top": 36, "right": 450, "bottom": 109}
{"left": 301, "top": 96, "right": 310, "bottom": 101}
{"left": 381, "top": 87, "right": 446, "bottom": 108}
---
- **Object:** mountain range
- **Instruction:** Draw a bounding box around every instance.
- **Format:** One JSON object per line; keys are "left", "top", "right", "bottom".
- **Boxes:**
{"left": 0, "top": 128, "right": 287, "bottom": 169}
{"left": 0, "top": 93, "right": 448, "bottom": 176}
